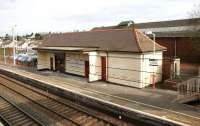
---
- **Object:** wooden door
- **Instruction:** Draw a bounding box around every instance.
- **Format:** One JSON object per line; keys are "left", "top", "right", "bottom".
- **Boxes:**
{"left": 55, "top": 53, "right": 65, "bottom": 73}
{"left": 60, "top": 53, "right": 65, "bottom": 73}
{"left": 55, "top": 55, "right": 58, "bottom": 70}
{"left": 101, "top": 56, "right": 107, "bottom": 81}
{"left": 50, "top": 57, "right": 53, "bottom": 71}
{"left": 85, "top": 61, "right": 89, "bottom": 78}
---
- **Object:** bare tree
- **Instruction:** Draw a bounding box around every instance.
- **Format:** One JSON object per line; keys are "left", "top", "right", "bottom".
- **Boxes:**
{"left": 187, "top": 4, "right": 200, "bottom": 62}
{"left": 188, "top": 4, "right": 200, "bottom": 36}
{"left": 189, "top": 4, "right": 200, "bottom": 18}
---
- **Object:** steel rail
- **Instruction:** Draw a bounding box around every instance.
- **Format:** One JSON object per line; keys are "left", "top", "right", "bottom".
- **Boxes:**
{"left": 0, "top": 95, "right": 43, "bottom": 126}
{"left": 0, "top": 82, "right": 82, "bottom": 126}
{"left": 0, "top": 74, "right": 127, "bottom": 126}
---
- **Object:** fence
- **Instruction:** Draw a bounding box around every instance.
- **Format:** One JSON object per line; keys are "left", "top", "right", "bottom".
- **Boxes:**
{"left": 0, "top": 55, "right": 37, "bottom": 73}
{"left": 177, "top": 77, "right": 200, "bottom": 101}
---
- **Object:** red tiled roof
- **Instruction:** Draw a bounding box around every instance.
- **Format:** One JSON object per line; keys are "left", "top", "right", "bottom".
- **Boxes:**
{"left": 40, "top": 28, "right": 166, "bottom": 53}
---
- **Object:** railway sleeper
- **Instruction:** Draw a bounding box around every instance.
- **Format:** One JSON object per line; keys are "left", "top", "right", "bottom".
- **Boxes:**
{"left": 84, "top": 118, "right": 98, "bottom": 126}
{"left": 0, "top": 108, "right": 17, "bottom": 115}
{"left": 9, "top": 115, "right": 27, "bottom": 123}
{"left": 5, "top": 112, "right": 23, "bottom": 120}
{"left": 14, "top": 118, "right": 34, "bottom": 126}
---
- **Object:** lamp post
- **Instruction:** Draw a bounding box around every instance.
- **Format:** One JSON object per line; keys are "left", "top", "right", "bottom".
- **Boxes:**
{"left": 3, "top": 44, "right": 6, "bottom": 64}
{"left": 0, "top": 40, "right": 6, "bottom": 64}
{"left": 145, "top": 31, "right": 156, "bottom": 89}
{"left": 145, "top": 31, "right": 155, "bottom": 57}
{"left": 12, "top": 25, "right": 17, "bottom": 66}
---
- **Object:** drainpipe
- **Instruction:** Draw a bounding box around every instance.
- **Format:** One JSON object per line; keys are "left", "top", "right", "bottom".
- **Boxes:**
{"left": 142, "top": 54, "right": 144, "bottom": 88}
{"left": 174, "top": 38, "right": 177, "bottom": 58}
{"left": 106, "top": 51, "right": 109, "bottom": 82}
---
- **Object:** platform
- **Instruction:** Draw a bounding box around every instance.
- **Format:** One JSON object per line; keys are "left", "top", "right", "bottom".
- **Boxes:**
{"left": 0, "top": 65, "right": 200, "bottom": 126}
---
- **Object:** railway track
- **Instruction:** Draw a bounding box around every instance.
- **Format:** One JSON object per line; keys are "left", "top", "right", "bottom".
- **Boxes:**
{"left": 0, "top": 74, "right": 134, "bottom": 126}
{"left": 0, "top": 96, "right": 42, "bottom": 126}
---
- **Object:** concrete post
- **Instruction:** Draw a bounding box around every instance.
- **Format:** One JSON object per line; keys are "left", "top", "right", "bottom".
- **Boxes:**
{"left": 198, "top": 67, "right": 200, "bottom": 76}
{"left": 186, "top": 80, "right": 189, "bottom": 95}
{"left": 197, "top": 79, "right": 200, "bottom": 95}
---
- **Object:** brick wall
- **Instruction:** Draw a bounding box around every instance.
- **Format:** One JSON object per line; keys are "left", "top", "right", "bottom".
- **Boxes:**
{"left": 156, "top": 37, "right": 200, "bottom": 63}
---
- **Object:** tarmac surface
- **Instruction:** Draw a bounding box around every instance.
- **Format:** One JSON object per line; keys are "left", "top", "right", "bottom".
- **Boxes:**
{"left": 0, "top": 65, "right": 200, "bottom": 126}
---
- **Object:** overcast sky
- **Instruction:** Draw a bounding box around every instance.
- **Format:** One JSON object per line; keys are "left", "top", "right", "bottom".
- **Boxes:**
{"left": 0, "top": 0, "right": 199, "bottom": 36}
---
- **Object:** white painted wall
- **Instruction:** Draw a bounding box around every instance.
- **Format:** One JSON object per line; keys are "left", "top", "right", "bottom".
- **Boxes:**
{"left": 140, "top": 51, "right": 163, "bottom": 88}
{"left": 37, "top": 51, "right": 89, "bottom": 76}
{"left": 89, "top": 52, "right": 143, "bottom": 88}
{"left": 65, "top": 52, "right": 88, "bottom": 76}
{"left": 37, "top": 51, "right": 54, "bottom": 70}
{"left": 37, "top": 50, "right": 163, "bottom": 88}
{"left": 89, "top": 51, "right": 163, "bottom": 88}
{"left": 89, "top": 51, "right": 104, "bottom": 82}
{"left": 107, "top": 52, "right": 142, "bottom": 88}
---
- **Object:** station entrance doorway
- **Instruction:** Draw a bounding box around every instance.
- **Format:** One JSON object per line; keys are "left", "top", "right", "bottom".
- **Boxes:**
{"left": 55, "top": 52, "right": 65, "bottom": 73}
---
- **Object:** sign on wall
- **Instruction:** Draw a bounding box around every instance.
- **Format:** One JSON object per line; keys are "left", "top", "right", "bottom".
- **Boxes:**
{"left": 149, "top": 59, "right": 159, "bottom": 66}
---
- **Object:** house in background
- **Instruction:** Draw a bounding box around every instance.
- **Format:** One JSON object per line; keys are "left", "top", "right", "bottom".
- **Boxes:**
{"left": 0, "top": 35, "right": 42, "bottom": 65}
{"left": 0, "top": 40, "right": 15, "bottom": 63}
{"left": 35, "top": 26, "right": 166, "bottom": 88}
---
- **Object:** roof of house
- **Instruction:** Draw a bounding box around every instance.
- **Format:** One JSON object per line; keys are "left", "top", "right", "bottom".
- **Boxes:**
{"left": 92, "top": 18, "right": 200, "bottom": 37}
{"left": 92, "top": 25, "right": 127, "bottom": 31}
{"left": 135, "top": 18, "right": 200, "bottom": 28}
{"left": 38, "top": 28, "right": 166, "bottom": 53}
{"left": 135, "top": 18, "right": 200, "bottom": 37}
{"left": 91, "top": 21, "right": 134, "bottom": 31}
{"left": 1, "top": 40, "right": 12, "bottom": 47}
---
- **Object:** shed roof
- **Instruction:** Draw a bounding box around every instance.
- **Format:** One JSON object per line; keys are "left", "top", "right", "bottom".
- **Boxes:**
{"left": 39, "top": 28, "right": 166, "bottom": 53}
{"left": 135, "top": 18, "right": 200, "bottom": 37}
{"left": 135, "top": 18, "right": 200, "bottom": 28}
{"left": 92, "top": 18, "right": 200, "bottom": 37}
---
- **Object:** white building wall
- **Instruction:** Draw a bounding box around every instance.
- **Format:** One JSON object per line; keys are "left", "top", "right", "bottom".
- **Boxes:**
{"left": 89, "top": 51, "right": 163, "bottom": 88}
{"left": 89, "top": 51, "right": 106, "bottom": 82}
{"left": 140, "top": 51, "right": 163, "bottom": 88}
{"left": 107, "top": 52, "right": 142, "bottom": 88}
{"left": 89, "top": 52, "right": 143, "bottom": 88}
{"left": 37, "top": 50, "right": 163, "bottom": 88}
{"left": 65, "top": 52, "right": 88, "bottom": 76}
{"left": 37, "top": 51, "right": 54, "bottom": 70}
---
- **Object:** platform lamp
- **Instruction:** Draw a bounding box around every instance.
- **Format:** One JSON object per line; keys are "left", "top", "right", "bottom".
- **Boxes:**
{"left": 3, "top": 44, "right": 6, "bottom": 64}
{"left": 145, "top": 31, "right": 156, "bottom": 89}
{"left": 12, "top": 25, "right": 17, "bottom": 66}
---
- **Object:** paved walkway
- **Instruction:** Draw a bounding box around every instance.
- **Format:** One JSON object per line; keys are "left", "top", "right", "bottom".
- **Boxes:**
{"left": 0, "top": 65, "right": 200, "bottom": 126}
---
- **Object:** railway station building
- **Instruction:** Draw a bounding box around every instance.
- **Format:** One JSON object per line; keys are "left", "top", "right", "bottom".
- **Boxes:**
{"left": 35, "top": 28, "right": 166, "bottom": 88}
